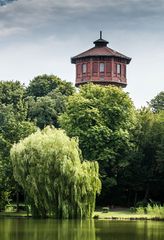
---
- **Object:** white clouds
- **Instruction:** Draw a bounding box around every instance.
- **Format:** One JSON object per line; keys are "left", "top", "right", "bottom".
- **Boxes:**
{"left": 0, "top": 25, "right": 25, "bottom": 37}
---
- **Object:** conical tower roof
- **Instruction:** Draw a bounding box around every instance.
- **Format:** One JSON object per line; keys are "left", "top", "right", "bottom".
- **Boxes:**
{"left": 71, "top": 31, "right": 131, "bottom": 64}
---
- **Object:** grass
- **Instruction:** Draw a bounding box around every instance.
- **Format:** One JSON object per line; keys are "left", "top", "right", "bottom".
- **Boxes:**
{"left": 1, "top": 206, "right": 164, "bottom": 220}
{"left": 144, "top": 204, "right": 164, "bottom": 219}
{"left": 0, "top": 204, "right": 31, "bottom": 218}
{"left": 94, "top": 209, "right": 146, "bottom": 220}
{"left": 1, "top": 208, "right": 142, "bottom": 219}
{"left": 94, "top": 206, "right": 164, "bottom": 220}
{"left": 0, "top": 211, "right": 29, "bottom": 217}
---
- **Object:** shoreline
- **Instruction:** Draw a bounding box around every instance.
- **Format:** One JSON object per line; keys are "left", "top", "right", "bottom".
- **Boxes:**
{"left": 93, "top": 209, "right": 164, "bottom": 221}
{"left": 93, "top": 216, "right": 164, "bottom": 221}
{"left": 0, "top": 212, "right": 164, "bottom": 221}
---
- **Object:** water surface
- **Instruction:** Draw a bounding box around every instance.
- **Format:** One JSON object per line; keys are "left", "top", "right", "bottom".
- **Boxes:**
{"left": 0, "top": 218, "right": 164, "bottom": 240}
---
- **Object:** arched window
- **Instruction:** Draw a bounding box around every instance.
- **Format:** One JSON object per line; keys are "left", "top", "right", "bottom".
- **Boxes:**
{"left": 100, "top": 63, "right": 105, "bottom": 73}
{"left": 82, "top": 63, "right": 87, "bottom": 74}
{"left": 117, "top": 64, "right": 121, "bottom": 75}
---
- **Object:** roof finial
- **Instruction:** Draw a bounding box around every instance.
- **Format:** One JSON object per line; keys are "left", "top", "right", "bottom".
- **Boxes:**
{"left": 100, "top": 30, "right": 102, "bottom": 39}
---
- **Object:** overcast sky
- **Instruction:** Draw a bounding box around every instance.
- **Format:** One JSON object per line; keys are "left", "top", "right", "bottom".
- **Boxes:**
{"left": 0, "top": 0, "right": 164, "bottom": 107}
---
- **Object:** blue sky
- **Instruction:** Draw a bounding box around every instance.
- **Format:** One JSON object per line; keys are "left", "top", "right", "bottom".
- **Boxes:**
{"left": 0, "top": 0, "right": 163, "bottom": 107}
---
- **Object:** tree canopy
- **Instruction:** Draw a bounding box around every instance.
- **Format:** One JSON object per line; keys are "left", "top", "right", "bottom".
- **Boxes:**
{"left": 0, "top": 80, "right": 26, "bottom": 120}
{"left": 121, "top": 108, "right": 164, "bottom": 205}
{"left": 0, "top": 75, "right": 163, "bottom": 211}
{"left": 26, "top": 74, "right": 75, "bottom": 129}
{"left": 11, "top": 127, "right": 101, "bottom": 218}
{"left": 59, "top": 84, "right": 136, "bottom": 204}
{"left": 0, "top": 76, "right": 75, "bottom": 210}
{"left": 26, "top": 74, "right": 75, "bottom": 98}
{"left": 149, "top": 91, "right": 164, "bottom": 113}
{"left": 0, "top": 80, "right": 37, "bottom": 209}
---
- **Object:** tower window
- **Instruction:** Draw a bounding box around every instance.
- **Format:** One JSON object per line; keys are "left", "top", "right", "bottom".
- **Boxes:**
{"left": 100, "top": 63, "right": 105, "bottom": 73}
{"left": 82, "top": 63, "right": 87, "bottom": 74}
{"left": 117, "top": 64, "right": 121, "bottom": 75}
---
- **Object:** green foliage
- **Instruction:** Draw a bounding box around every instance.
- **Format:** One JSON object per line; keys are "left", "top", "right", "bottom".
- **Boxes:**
{"left": 27, "top": 96, "right": 59, "bottom": 129}
{"left": 0, "top": 103, "right": 37, "bottom": 208}
{"left": 26, "top": 74, "right": 75, "bottom": 129}
{"left": 123, "top": 107, "right": 164, "bottom": 205}
{"left": 0, "top": 191, "right": 11, "bottom": 211}
{"left": 26, "top": 74, "right": 75, "bottom": 98}
{"left": 136, "top": 204, "right": 164, "bottom": 219}
{"left": 135, "top": 200, "right": 148, "bottom": 208}
{"left": 0, "top": 80, "right": 25, "bottom": 105}
{"left": 0, "top": 80, "right": 26, "bottom": 120}
{"left": 59, "top": 84, "right": 136, "bottom": 203}
{"left": 0, "top": 76, "right": 163, "bottom": 208}
{"left": 0, "top": 75, "right": 74, "bottom": 209}
{"left": 146, "top": 204, "right": 164, "bottom": 218}
{"left": 136, "top": 206, "right": 146, "bottom": 215}
{"left": 154, "top": 111, "right": 164, "bottom": 172}
{"left": 27, "top": 93, "right": 66, "bottom": 129}
{"left": 0, "top": 134, "right": 11, "bottom": 158}
{"left": 10, "top": 127, "right": 101, "bottom": 219}
{"left": 0, "top": 104, "right": 37, "bottom": 144}
{"left": 149, "top": 91, "right": 164, "bottom": 113}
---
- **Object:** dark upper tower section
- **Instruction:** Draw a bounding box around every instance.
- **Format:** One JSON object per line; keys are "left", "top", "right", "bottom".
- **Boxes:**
{"left": 93, "top": 31, "right": 109, "bottom": 47}
{"left": 71, "top": 32, "right": 131, "bottom": 87}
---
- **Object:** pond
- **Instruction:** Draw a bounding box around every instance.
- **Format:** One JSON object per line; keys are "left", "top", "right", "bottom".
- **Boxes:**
{"left": 0, "top": 218, "right": 164, "bottom": 240}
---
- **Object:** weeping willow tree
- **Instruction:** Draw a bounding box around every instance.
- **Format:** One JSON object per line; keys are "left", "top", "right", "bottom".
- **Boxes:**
{"left": 10, "top": 127, "right": 101, "bottom": 219}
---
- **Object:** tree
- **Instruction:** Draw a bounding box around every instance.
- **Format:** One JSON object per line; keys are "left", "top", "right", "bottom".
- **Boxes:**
{"left": 10, "top": 127, "right": 101, "bottom": 218}
{"left": 0, "top": 76, "right": 74, "bottom": 209}
{"left": 27, "top": 92, "right": 66, "bottom": 129}
{"left": 0, "top": 104, "right": 36, "bottom": 144}
{"left": 0, "top": 80, "right": 29, "bottom": 209}
{"left": 27, "top": 96, "right": 59, "bottom": 129}
{"left": 149, "top": 91, "right": 164, "bottom": 113}
{"left": 0, "top": 80, "right": 25, "bottom": 106}
{"left": 0, "top": 80, "right": 26, "bottom": 120}
{"left": 123, "top": 108, "right": 164, "bottom": 205}
{"left": 59, "top": 84, "right": 136, "bottom": 204}
{"left": 154, "top": 111, "right": 164, "bottom": 174}
{"left": 26, "top": 74, "right": 75, "bottom": 98}
{"left": 26, "top": 74, "right": 75, "bottom": 128}
{"left": 0, "top": 103, "right": 37, "bottom": 209}
{"left": 0, "top": 134, "right": 11, "bottom": 210}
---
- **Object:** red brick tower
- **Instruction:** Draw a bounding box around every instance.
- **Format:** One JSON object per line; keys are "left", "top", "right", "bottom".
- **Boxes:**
{"left": 71, "top": 32, "right": 131, "bottom": 87}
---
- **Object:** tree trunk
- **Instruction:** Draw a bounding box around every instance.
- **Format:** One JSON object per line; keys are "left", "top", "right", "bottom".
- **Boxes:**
{"left": 127, "top": 190, "right": 131, "bottom": 207}
{"left": 144, "top": 185, "right": 149, "bottom": 201}
{"left": 134, "top": 192, "right": 138, "bottom": 206}
{"left": 16, "top": 188, "right": 19, "bottom": 213}
{"left": 25, "top": 194, "right": 29, "bottom": 217}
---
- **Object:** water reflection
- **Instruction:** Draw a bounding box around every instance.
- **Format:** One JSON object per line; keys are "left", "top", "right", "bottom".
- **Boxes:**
{"left": 0, "top": 219, "right": 96, "bottom": 240}
{"left": 95, "top": 220, "right": 164, "bottom": 240}
{"left": 0, "top": 218, "right": 164, "bottom": 240}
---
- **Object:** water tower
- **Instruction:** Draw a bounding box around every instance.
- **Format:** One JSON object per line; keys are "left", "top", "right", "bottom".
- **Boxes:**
{"left": 71, "top": 32, "right": 131, "bottom": 87}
